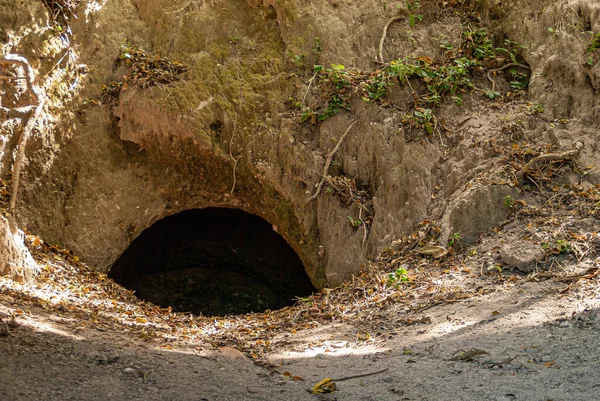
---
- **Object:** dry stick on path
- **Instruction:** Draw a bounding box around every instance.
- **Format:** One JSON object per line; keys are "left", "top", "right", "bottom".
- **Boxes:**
{"left": 486, "top": 62, "right": 531, "bottom": 92}
{"left": 307, "top": 120, "right": 358, "bottom": 202}
{"left": 516, "top": 141, "right": 584, "bottom": 184}
{"left": 333, "top": 367, "right": 389, "bottom": 382}
{"left": 378, "top": 16, "right": 403, "bottom": 63}
{"left": 0, "top": 55, "right": 45, "bottom": 213}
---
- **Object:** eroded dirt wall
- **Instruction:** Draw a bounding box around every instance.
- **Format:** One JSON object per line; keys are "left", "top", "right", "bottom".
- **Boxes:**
{"left": 1, "top": 0, "right": 599, "bottom": 287}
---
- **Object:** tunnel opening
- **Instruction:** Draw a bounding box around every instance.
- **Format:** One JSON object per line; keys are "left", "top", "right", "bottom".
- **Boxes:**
{"left": 109, "top": 208, "right": 315, "bottom": 316}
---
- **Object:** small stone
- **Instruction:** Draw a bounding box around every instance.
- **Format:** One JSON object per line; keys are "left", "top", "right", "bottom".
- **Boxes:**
{"left": 123, "top": 368, "right": 136, "bottom": 375}
{"left": 7, "top": 317, "right": 19, "bottom": 328}
{"left": 500, "top": 242, "right": 545, "bottom": 272}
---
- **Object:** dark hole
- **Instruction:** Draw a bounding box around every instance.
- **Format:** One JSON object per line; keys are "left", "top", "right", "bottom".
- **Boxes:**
{"left": 209, "top": 120, "right": 223, "bottom": 133}
{"left": 109, "top": 208, "right": 315, "bottom": 316}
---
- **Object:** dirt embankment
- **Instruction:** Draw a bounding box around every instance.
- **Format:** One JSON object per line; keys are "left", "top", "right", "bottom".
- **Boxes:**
{"left": 1, "top": 1, "right": 600, "bottom": 400}
{"left": 1, "top": 0, "right": 599, "bottom": 286}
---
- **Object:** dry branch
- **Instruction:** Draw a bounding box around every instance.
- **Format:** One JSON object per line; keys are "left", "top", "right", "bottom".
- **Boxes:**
{"left": 307, "top": 120, "right": 358, "bottom": 202}
{"left": 0, "top": 55, "right": 45, "bottom": 213}
{"left": 378, "top": 16, "right": 403, "bottom": 64}
{"left": 516, "top": 141, "right": 584, "bottom": 184}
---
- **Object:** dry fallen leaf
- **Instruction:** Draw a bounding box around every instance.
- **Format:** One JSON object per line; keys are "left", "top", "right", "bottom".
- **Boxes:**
{"left": 416, "top": 245, "right": 448, "bottom": 259}
{"left": 311, "top": 378, "right": 336, "bottom": 394}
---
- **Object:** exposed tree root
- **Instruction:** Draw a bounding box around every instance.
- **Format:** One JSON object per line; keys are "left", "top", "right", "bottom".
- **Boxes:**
{"left": 0, "top": 55, "right": 44, "bottom": 213}
{"left": 378, "top": 16, "right": 404, "bottom": 63}
{"left": 307, "top": 120, "right": 358, "bottom": 202}
{"left": 516, "top": 141, "right": 584, "bottom": 184}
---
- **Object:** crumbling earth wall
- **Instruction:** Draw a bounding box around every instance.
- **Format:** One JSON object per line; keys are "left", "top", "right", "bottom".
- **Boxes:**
{"left": 1, "top": 0, "right": 599, "bottom": 287}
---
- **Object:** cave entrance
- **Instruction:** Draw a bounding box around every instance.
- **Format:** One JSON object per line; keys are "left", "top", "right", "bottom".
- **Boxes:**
{"left": 109, "top": 208, "right": 315, "bottom": 316}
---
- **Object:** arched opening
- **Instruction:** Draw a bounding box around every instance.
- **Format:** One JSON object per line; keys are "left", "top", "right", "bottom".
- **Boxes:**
{"left": 109, "top": 208, "right": 315, "bottom": 316}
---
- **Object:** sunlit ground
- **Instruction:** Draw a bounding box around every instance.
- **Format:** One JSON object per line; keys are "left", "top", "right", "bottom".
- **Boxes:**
{"left": 1, "top": 229, "right": 599, "bottom": 365}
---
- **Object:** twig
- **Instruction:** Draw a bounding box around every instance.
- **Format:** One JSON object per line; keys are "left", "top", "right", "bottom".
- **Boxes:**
{"left": 378, "top": 16, "right": 403, "bottom": 63}
{"left": 333, "top": 367, "right": 389, "bottom": 381}
{"left": 359, "top": 207, "right": 367, "bottom": 244}
{"left": 486, "top": 63, "right": 531, "bottom": 92}
{"left": 307, "top": 120, "right": 358, "bottom": 202}
{"left": 41, "top": 49, "right": 70, "bottom": 78}
{"left": 0, "top": 55, "right": 44, "bottom": 213}
{"left": 554, "top": 267, "right": 599, "bottom": 282}
{"left": 301, "top": 71, "right": 318, "bottom": 107}
{"left": 404, "top": 77, "right": 418, "bottom": 107}
{"left": 516, "top": 141, "right": 583, "bottom": 184}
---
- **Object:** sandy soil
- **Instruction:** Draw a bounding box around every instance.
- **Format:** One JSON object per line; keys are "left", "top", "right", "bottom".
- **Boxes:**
{"left": 2, "top": 259, "right": 599, "bottom": 401}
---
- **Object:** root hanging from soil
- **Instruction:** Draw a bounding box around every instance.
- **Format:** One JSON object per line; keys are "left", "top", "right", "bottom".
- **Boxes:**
{"left": 307, "top": 120, "right": 358, "bottom": 202}
{"left": 377, "top": 16, "right": 404, "bottom": 63}
{"left": 0, "top": 55, "right": 44, "bottom": 213}
{"left": 516, "top": 141, "right": 584, "bottom": 184}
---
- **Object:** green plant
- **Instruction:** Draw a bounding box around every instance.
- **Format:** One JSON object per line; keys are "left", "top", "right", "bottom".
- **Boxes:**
{"left": 447, "top": 232, "right": 462, "bottom": 247}
{"left": 543, "top": 239, "right": 573, "bottom": 254}
{"left": 406, "top": 0, "right": 423, "bottom": 27}
{"left": 554, "top": 239, "right": 572, "bottom": 254}
{"left": 347, "top": 216, "right": 363, "bottom": 229}
{"left": 495, "top": 38, "right": 527, "bottom": 64}
{"left": 388, "top": 267, "right": 409, "bottom": 284}
{"left": 412, "top": 108, "right": 434, "bottom": 134}
{"left": 297, "top": 25, "right": 523, "bottom": 128}
{"left": 462, "top": 27, "right": 495, "bottom": 60}
{"left": 487, "top": 264, "right": 502, "bottom": 273}
{"left": 288, "top": 52, "right": 305, "bottom": 66}
{"left": 313, "top": 37, "right": 322, "bottom": 58}
{"left": 509, "top": 69, "right": 528, "bottom": 91}
{"left": 503, "top": 195, "right": 514, "bottom": 207}
{"left": 587, "top": 55, "right": 595, "bottom": 66}
{"left": 486, "top": 90, "right": 501, "bottom": 99}
{"left": 587, "top": 32, "right": 600, "bottom": 53}
{"left": 362, "top": 72, "right": 390, "bottom": 102}
{"left": 531, "top": 103, "right": 545, "bottom": 114}
{"left": 440, "top": 40, "right": 454, "bottom": 50}
{"left": 301, "top": 63, "right": 352, "bottom": 122}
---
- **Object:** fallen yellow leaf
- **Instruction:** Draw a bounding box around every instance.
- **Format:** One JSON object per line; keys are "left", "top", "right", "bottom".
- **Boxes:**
{"left": 311, "top": 378, "right": 336, "bottom": 394}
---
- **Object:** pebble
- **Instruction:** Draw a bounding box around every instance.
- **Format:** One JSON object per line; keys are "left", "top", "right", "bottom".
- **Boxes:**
{"left": 123, "top": 368, "right": 136, "bottom": 375}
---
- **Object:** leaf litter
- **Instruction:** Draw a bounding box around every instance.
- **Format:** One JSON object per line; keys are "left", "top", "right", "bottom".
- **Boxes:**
{"left": 1, "top": 138, "right": 600, "bottom": 365}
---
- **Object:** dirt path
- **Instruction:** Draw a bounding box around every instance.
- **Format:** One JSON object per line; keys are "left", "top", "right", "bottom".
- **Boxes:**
{"left": 2, "top": 277, "right": 600, "bottom": 401}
